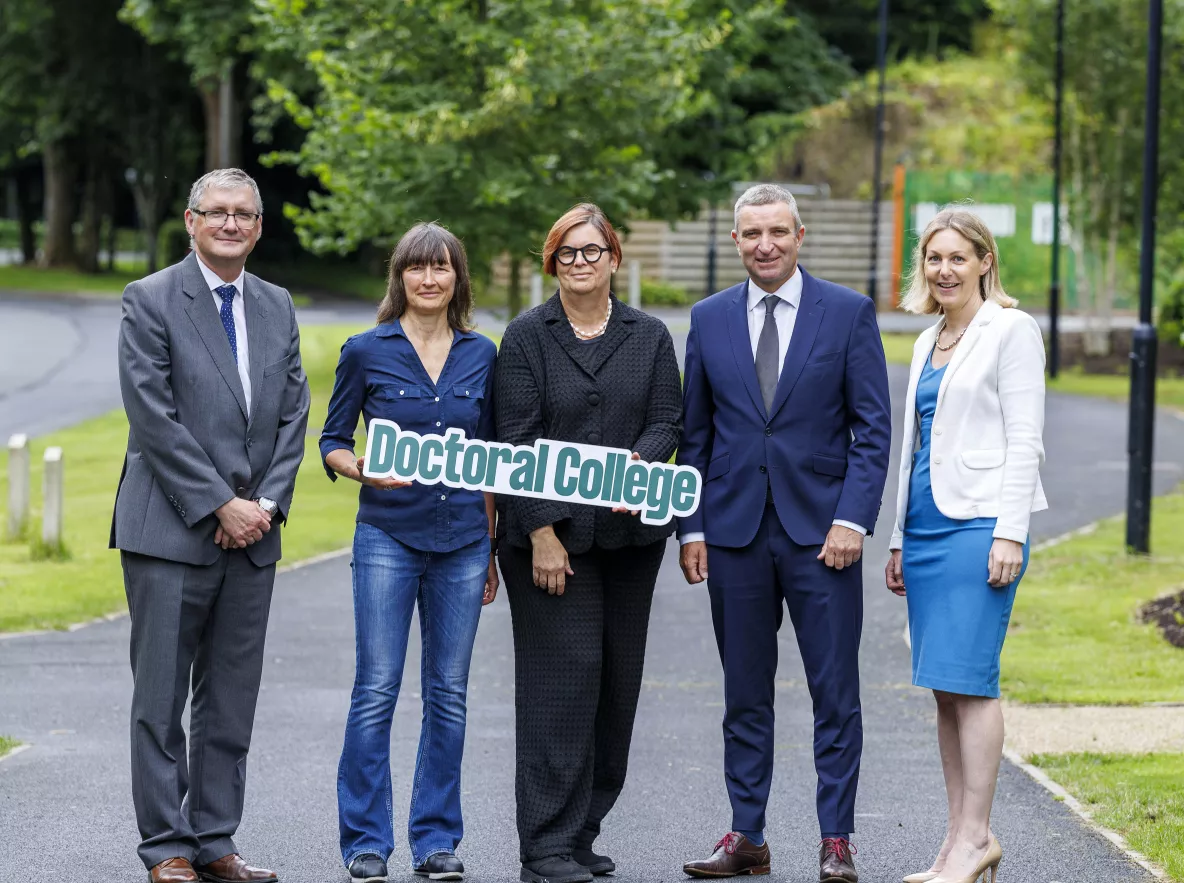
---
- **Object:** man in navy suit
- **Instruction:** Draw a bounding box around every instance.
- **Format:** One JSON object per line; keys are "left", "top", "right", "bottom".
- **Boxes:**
{"left": 679, "top": 184, "right": 891, "bottom": 883}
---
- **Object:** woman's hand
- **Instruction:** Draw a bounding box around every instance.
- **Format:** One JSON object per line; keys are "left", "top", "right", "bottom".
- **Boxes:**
{"left": 354, "top": 456, "right": 412, "bottom": 491}
{"left": 885, "top": 549, "right": 905, "bottom": 596}
{"left": 530, "top": 526, "right": 574, "bottom": 595}
{"left": 611, "top": 452, "right": 643, "bottom": 516}
{"left": 987, "top": 538, "right": 1024, "bottom": 587}
{"left": 483, "top": 550, "right": 499, "bottom": 605}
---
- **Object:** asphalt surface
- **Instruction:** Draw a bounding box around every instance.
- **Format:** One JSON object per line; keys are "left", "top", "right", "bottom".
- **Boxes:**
{"left": 2, "top": 294, "right": 1184, "bottom": 882}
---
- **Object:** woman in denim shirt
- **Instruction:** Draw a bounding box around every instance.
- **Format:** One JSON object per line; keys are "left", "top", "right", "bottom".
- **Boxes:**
{"left": 320, "top": 223, "right": 497, "bottom": 883}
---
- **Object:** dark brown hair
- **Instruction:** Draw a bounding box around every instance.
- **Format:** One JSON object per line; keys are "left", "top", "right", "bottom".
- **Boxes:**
{"left": 377, "top": 223, "right": 473, "bottom": 330}
{"left": 541, "top": 203, "right": 623, "bottom": 277}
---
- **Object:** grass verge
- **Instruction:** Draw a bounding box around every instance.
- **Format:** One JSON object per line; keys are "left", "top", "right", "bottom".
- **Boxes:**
{"left": 1029, "top": 752, "right": 1184, "bottom": 881}
{"left": 0, "top": 735, "right": 19, "bottom": 759}
{"left": 0, "top": 323, "right": 370, "bottom": 633}
{"left": 1000, "top": 490, "right": 1184, "bottom": 704}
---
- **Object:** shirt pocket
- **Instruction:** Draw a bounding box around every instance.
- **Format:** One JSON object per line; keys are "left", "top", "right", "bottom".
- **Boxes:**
{"left": 447, "top": 383, "right": 485, "bottom": 434}
{"left": 373, "top": 383, "right": 428, "bottom": 428}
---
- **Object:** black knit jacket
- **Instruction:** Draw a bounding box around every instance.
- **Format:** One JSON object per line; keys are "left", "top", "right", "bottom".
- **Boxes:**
{"left": 494, "top": 292, "right": 683, "bottom": 553}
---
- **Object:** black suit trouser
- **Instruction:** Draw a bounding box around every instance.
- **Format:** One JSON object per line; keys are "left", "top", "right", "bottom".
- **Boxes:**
{"left": 499, "top": 540, "right": 666, "bottom": 862}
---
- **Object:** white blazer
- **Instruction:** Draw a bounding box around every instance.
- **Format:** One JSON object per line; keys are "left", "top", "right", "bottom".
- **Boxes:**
{"left": 889, "top": 300, "right": 1048, "bottom": 550}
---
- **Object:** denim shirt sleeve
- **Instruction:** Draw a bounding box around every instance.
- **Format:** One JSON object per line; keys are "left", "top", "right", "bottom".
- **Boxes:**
{"left": 319, "top": 335, "right": 365, "bottom": 481}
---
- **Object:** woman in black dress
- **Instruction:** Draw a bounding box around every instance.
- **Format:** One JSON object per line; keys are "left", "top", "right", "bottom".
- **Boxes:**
{"left": 495, "top": 203, "right": 683, "bottom": 883}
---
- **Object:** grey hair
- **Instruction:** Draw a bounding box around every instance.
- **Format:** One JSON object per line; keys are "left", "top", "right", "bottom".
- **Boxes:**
{"left": 732, "top": 183, "right": 802, "bottom": 231}
{"left": 187, "top": 168, "right": 263, "bottom": 215}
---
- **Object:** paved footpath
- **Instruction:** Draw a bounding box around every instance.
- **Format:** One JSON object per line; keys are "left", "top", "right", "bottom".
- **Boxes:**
{"left": 3, "top": 297, "right": 1184, "bottom": 881}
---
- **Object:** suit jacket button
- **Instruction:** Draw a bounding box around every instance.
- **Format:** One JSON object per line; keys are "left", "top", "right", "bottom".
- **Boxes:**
{"left": 246, "top": 437, "right": 253, "bottom": 447}
{"left": 588, "top": 432, "right": 600, "bottom": 444}
{"left": 933, "top": 456, "right": 943, "bottom": 465}
{"left": 588, "top": 393, "right": 600, "bottom": 405}
{"left": 759, "top": 465, "right": 767, "bottom": 473}
{"left": 236, "top": 486, "right": 250, "bottom": 499}
{"left": 765, "top": 427, "right": 773, "bottom": 437}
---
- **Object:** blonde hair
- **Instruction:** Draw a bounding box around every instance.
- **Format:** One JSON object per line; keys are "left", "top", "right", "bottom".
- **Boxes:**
{"left": 900, "top": 208, "right": 1018, "bottom": 315}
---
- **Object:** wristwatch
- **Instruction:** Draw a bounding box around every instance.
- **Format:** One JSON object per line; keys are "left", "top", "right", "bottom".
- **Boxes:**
{"left": 488, "top": 535, "right": 498, "bottom": 554}
{"left": 256, "top": 497, "right": 279, "bottom": 517}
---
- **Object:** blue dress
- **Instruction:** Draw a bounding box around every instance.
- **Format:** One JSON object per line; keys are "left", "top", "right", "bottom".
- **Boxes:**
{"left": 901, "top": 355, "right": 1029, "bottom": 698}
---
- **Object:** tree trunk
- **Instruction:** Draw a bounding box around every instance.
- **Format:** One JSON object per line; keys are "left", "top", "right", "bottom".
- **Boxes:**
{"left": 40, "top": 141, "right": 78, "bottom": 268}
{"left": 14, "top": 168, "right": 37, "bottom": 264}
{"left": 508, "top": 256, "right": 523, "bottom": 318}
{"left": 105, "top": 215, "right": 117, "bottom": 272}
{"left": 77, "top": 158, "right": 103, "bottom": 274}
{"left": 132, "top": 182, "right": 162, "bottom": 276}
{"left": 199, "top": 69, "right": 241, "bottom": 172}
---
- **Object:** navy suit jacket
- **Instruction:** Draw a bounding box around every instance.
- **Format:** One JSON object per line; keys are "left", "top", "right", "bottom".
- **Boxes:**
{"left": 676, "top": 268, "right": 892, "bottom": 548}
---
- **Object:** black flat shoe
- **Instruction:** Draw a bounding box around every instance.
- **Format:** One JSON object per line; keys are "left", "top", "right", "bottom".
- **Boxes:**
{"left": 572, "top": 848, "right": 615, "bottom": 876}
{"left": 520, "top": 855, "right": 593, "bottom": 883}
{"left": 415, "top": 853, "right": 464, "bottom": 881}
{"left": 348, "top": 854, "right": 388, "bottom": 883}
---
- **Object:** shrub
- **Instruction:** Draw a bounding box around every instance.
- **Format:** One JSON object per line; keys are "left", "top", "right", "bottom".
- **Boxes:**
{"left": 640, "top": 278, "right": 692, "bottom": 306}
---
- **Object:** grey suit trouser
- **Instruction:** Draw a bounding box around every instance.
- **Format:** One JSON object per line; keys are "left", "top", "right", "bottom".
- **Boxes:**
{"left": 121, "top": 550, "right": 275, "bottom": 870}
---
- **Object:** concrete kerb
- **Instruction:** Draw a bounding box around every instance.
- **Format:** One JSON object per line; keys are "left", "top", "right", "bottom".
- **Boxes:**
{"left": 900, "top": 511, "right": 1169, "bottom": 881}
{"left": 0, "top": 545, "right": 353, "bottom": 644}
{"left": 0, "top": 743, "right": 32, "bottom": 766}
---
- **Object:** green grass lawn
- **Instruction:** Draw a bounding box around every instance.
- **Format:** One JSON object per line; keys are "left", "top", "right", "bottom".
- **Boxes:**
{"left": 1000, "top": 491, "right": 1184, "bottom": 704}
{"left": 0, "top": 263, "right": 145, "bottom": 295}
{"left": 1030, "top": 753, "right": 1184, "bottom": 881}
{"left": 0, "top": 735, "right": 19, "bottom": 758}
{"left": 0, "top": 322, "right": 369, "bottom": 633}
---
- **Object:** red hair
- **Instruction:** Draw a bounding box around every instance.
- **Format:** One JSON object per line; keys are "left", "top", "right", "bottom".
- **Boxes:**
{"left": 541, "top": 203, "right": 623, "bottom": 276}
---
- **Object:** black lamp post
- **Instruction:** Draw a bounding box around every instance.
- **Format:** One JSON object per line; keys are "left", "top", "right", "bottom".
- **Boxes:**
{"left": 1049, "top": 0, "right": 1065, "bottom": 379}
{"left": 867, "top": 0, "right": 889, "bottom": 303}
{"left": 1126, "top": 0, "right": 1164, "bottom": 554}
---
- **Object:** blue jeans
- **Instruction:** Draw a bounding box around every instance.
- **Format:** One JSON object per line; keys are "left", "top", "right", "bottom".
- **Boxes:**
{"left": 338, "top": 523, "right": 488, "bottom": 868}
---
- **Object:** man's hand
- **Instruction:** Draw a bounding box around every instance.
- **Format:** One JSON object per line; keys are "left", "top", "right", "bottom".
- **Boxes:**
{"left": 885, "top": 549, "right": 905, "bottom": 596}
{"left": 611, "top": 452, "right": 643, "bottom": 516}
{"left": 214, "top": 498, "right": 271, "bottom": 549}
{"left": 680, "top": 541, "right": 709, "bottom": 584}
{"left": 817, "top": 524, "right": 864, "bottom": 570}
{"left": 530, "top": 526, "right": 574, "bottom": 595}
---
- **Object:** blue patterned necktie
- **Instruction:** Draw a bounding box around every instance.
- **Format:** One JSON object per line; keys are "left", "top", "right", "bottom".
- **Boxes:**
{"left": 214, "top": 284, "right": 238, "bottom": 363}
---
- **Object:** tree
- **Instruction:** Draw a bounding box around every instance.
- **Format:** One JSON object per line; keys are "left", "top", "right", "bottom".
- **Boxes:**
{"left": 646, "top": 0, "right": 853, "bottom": 219}
{"left": 995, "top": 0, "right": 1184, "bottom": 351}
{"left": 791, "top": 0, "right": 993, "bottom": 72}
{"left": 121, "top": 0, "right": 255, "bottom": 171}
{"left": 0, "top": 3, "right": 43, "bottom": 264}
{"left": 256, "top": 0, "right": 714, "bottom": 314}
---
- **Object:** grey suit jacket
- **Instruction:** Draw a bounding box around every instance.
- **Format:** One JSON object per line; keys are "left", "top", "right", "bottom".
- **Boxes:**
{"left": 110, "top": 252, "right": 311, "bottom": 567}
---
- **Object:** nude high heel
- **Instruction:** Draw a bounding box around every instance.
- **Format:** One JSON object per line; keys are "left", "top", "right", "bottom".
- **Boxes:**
{"left": 902, "top": 872, "right": 938, "bottom": 883}
{"left": 931, "top": 836, "right": 1001, "bottom": 883}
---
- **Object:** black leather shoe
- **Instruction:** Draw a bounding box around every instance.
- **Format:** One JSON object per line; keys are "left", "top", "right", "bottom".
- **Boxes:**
{"left": 572, "top": 848, "right": 615, "bottom": 876}
{"left": 819, "top": 838, "right": 858, "bottom": 883}
{"left": 347, "top": 854, "right": 388, "bottom": 883}
{"left": 520, "top": 855, "right": 594, "bottom": 883}
{"left": 415, "top": 853, "right": 464, "bottom": 881}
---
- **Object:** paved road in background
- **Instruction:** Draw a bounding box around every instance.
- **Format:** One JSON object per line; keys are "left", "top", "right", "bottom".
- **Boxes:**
{"left": 2, "top": 292, "right": 1183, "bottom": 882}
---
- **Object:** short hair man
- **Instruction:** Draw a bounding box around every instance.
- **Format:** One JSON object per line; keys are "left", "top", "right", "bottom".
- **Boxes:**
{"left": 678, "top": 184, "right": 892, "bottom": 883}
{"left": 110, "top": 168, "right": 311, "bottom": 883}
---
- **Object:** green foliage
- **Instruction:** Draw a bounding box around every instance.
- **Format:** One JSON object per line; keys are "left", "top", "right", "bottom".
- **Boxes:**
{"left": 255, "top": 0, "right": 716, "bottom": 281}
{"left": 120, "top": 0, "right": 254, "bottom": 85}
{"left": 0, "top": 736, "right": 19, "bottom": 758}
{"left": 157, "top": 219, "right": 191, "bottom": 268}
{"left": 1158, "top": 229, "right": 1184, "bottom": 349}
{"left": 646, "top": 0, "right": 853, "bottom": 218}
{"left": 792, "top": 0, "right": 993, "bottom": 72}
{"left": 640, "top": 279, "right": 693, "bottom": 306}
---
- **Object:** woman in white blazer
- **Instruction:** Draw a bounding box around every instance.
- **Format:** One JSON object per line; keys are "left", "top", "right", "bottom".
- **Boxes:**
{"left": 884, "top": 209, "right": 1047, "bottom": 883}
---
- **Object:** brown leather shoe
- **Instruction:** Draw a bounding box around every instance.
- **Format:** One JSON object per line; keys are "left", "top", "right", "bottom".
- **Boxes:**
{"left": 194, "top": 854, "right": 278, "bottom": 883}
{"left": 819, "top": 838, "right": 858, "bottom": 883}
{"left": 684, "top": 832, "right": 771, "bottom": 877}
{"left": 150, "top": 858, "right": 199, "bottom": 883}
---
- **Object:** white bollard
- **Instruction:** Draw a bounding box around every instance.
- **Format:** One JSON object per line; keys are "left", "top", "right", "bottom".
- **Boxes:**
{"left": 629, "top": 260, "right": 641, "bottom": 310}
{"left": 529, "top": 272, "right": 543, "bottom": 308}
{"left": 7, "top": 433, "right": 29, "bottom": 541}
{"left": 42, "top": 446, "right": 63, "bottom": 551}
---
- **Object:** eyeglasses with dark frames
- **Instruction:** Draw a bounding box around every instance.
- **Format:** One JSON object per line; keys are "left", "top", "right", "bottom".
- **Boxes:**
{"left": 192, "top": 209, "right": 261, "bottom": 229}
{"left": 555, "top": 243, "right": 610, "bottom": 265}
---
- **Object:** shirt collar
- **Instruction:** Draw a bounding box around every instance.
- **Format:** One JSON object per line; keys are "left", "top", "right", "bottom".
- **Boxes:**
{"left": 747, "top": 266, "right": 802, "bottom": 312}
{"left": 376, "top": 317, "right": 478, "bottom": 340}
{"left": 194, "top": 253, "right": 245, "bottom": 296}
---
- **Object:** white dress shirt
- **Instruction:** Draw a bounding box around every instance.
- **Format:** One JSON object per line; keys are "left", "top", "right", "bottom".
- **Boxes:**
{"left": 681, "top": 267, "right": 866, "bottom": 545}
{"left": 196, "top": 255, "right": 252, "bottom": 413}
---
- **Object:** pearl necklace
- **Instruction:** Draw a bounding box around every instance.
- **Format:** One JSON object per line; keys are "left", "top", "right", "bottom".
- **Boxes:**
{"left": 570, "top": 298, "right": 612, "bottom": 340}
{"left": 934, "top": 321, "right": 969, "bottom": 352}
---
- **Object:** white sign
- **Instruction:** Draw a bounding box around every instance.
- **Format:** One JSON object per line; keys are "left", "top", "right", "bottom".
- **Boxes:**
{"left": 914, "top": 202, "right": 1017, "bottom": 238}
{"left": 361, "top": 421, "right": 703, "bottom": 526}
{"left": 1031, "top": 203, "right": 1072, "bottom": 245}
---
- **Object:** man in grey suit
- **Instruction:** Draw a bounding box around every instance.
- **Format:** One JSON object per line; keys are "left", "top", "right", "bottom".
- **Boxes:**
{"left": 111, "top": 168, "right": 310, "bottom": 883}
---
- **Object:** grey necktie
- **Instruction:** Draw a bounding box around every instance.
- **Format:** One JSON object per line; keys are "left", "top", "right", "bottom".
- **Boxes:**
{"left": 755, "top": 294, "right": 779, "bottom": 412}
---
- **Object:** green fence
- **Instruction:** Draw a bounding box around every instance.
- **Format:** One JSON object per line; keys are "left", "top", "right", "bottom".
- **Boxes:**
{"left": 902, "top": 169, "right": 1077, "bottom": 310}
